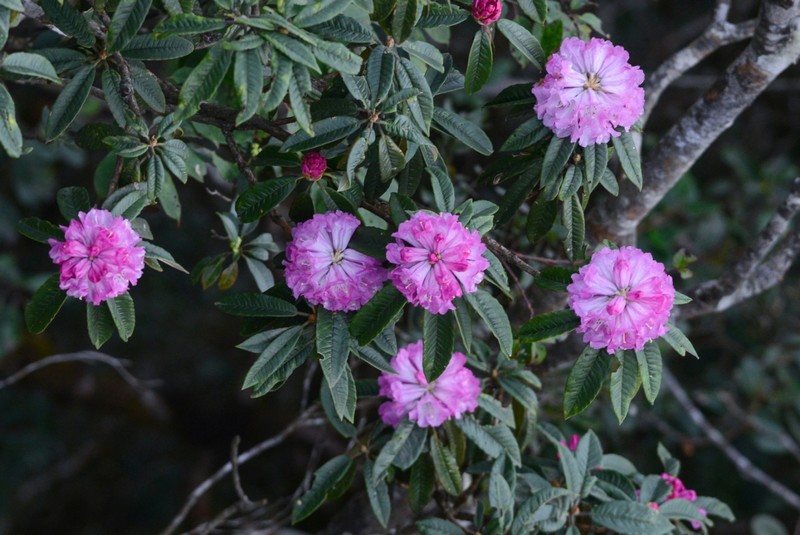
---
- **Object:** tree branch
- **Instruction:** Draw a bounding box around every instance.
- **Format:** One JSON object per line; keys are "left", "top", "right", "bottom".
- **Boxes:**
{"left": 482, "top": 235, "right": 540, "bottom": 277}
{"left": 590, "top": 0, "right": 800, "bottom": 244}
{"left": 663, "top": 369, "right": 800, "bottom": 511}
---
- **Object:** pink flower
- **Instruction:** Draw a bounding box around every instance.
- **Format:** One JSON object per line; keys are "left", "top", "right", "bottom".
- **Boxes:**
{"left": 562, "top": 434, "right": 580, "bottom": 452}
{"left": 472, "top": 0, "right": 502, "bottom": 25}
{"left": 301, "top": 152, "right": 327, "bottom": 181}
{"left": 567, "top": 246, "right": 674, "bottom": 353}
{"left": 48, "top": 208, "right": 145, "bottom": 306}
{"left": 661, "top": 474, "right": 707, "bottom": 530}
{"left": 283, "top": 211, "right": 387, "bottom": 312}
{"left": 532, "top": 37, "right": 644, "bottom": 147}
{"left": 378, "top": 341, "right": 481, "bottom": 428}
{"left": 386, "top": 212, "right": 489, "bottom": 315}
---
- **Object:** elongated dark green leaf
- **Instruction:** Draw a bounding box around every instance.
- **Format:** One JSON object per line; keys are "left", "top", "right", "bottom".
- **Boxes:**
{"left": 295, "top": 0, "right": 352, "bottom": 27}
{"left": 519, "top": 309, "right": 580, "bottom": 342}
{"left": 45, "top": 65, "right": 95, "bottom": 141}
{"left": 396, "top": 57, "right": 433, "bottom": 133}
{"left": 264, "top": 33, "right": 319, "bottom": 73}
{"left": 1, "top": 52, "right": 60, "bottom": 83}
{"left": 564, "top": 347, "right": 608, "bottom": 418}
{"left": 346, "top": 135, "right": 369, "bottom": 183}
{"left": 408, "top": 457, "right": 435, "bottom": 514}
{"left": 465, "top": 290, "right": 512, "bottom": 357}
{"left": 372, "top": 419, "right": 414, "bottom": 483}
{"left": 497, "top": 19, "right": 543, "bottom": 68}
{"left": 563, "top": 195, "right": 585, "bottom": 261}
{"left": 662, "top": 323, "right": 698, "bottom": 357}
{"left": 540, "top": 135, "right": 575, "bottom": 192}
{"left": 391, "top": 0, "right": 419, "bottom": 43}
{"left": 107, "top": 0, "right": 152, "bottom": 53}
{"left": 350, "top": 284, "right": 406, "bottom": 345}
{"left": 636, "top": 342, "right": 662, "bottom": 404}
{"left": 314, "top": 40, "right": 362, "bottom": 75}
{"left": 428, "top": 167, "right": 455, "bottom": 212}
{"left": 512, "top": 488, "right": 573, "bottom": 534}
{"left": 308, "top": 15, "right": 372, "bottom": 43}
{"left": 533, "top": 266, "right": 576, "bottom": 292}
{"left": 107, "top": 292, "right": 136, "bottom": 342}
{"left": 393, "top": 425, "right": 427, "bottom": 469}
{"left": 525, "top": 198, "right": 557, "bottom": 243}
{"left": 17, "top": 217, "right": 63, "bottom": 243}
{"left": 496, "top": 171, "right": 538, "bottom": 226}
{"left": 485, "top": 82, "right": 536, "bottom": 108}
{"left": 0, "top": 0, "right": 22, "bottom": 11}
{"left": 282, "top": 116, "right": 361, "bottom": 151}
{"left": 146, "top": 154, "right": 165, "bottom": 199}
{"left": 121, "top": 35, "right": 193, "bottom": 60}
{"left": 243, "top": 326, "right": 303, "bottom": 388}
{"left": 592, "top": 501, "right": 674, "bottom": 535}
{"left": 288, "top": 69, "right": 312, "bottom": 134}
{"left": 362, "top": 460, "right": 391, "bottom": 528}
{"left": 100, "top": 69, "right": 127, "bottom": 128}
{"left": 155, "top": 14, "right": 227, "bottom": 35}
{"left": 292, "top": 455, "right": 354, "bottom": 523}
{"left": 233, "top": 50, "right": 262, "bottom": 125}
{"left": 24, "top": 274, "right": 67, "bottom": 334}
{"left": 129, "top": 64, "right": 165, "bottom": 113}
{"left": 0, "top": 83, "right": 22, "bottom": 157}
{"left": 417, "top": 518, "right": 464, "bottom": 535}
{"left": 87, "top": 302, "right": 114, "bottom": 349}
{"left": 402, "top": 40, "right": 444, "bottom": 72}
{"left": 559, "top": 165, "right": 581, "bottom": 201}
{"left": 464, "top": 29, "right": 492, "bottom": 94}
{"left": 501, "top": 117, "right": 548, "bottom": 153}
{"left": 433, "top": 107, "right": 493, "bottom": 155}
{"left": 612, "top": 131, "right": 643, "bottom": 190}
{"left": 610, "top": 351, "right": 640, "bottom": 424}
{"left": 175, "top": 46, "right": 232, "bottom": 123}
{"left": 317, "top": 309, "right": 350, "bottom": 383}
{"left": 430, "top": 434, "right": 461, "bottom": 496}
{"left": 215, "top": 293, "right": 297, "bottom": 317}
{"left": 454, "top": 416, "right": 503, "bottom": 458}
{"left": 367, "top": 46, "right": 394, "bottom": 104}
{"left": 417, "top": 3, "right": 468, "bottom": 27}
{"left": 423, "top": 311, "right": 454, "bottom": 381}
{"left": 57, "top": 187, "right": 91, "bottom": 221}
{"left": 40, "top": 0, "right": 95, "bottom": 48}
{"left": 236, "top": 178, "right": 297, "bottom": 223}
{"left": 583, "top": 142, "right": 607, "bottom": 190}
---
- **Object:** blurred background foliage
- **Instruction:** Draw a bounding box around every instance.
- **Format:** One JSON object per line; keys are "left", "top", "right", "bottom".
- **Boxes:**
{"left": 1, "top": 0, "right": 800, "bottom": 533}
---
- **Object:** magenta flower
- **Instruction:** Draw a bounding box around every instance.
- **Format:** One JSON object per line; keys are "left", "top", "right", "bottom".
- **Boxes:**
{"left": 661, "top": 474, "right": 707, "bottom": 530}
{"left": 48, "top": 208, "right": 145, "bottom": 306}
{"left": 567, "top": 246, "right": 674, "bottom": 353}
{"left": 472, "top": 0, "right": 502, "bottom": 25}
{"left": 378, "top": 341, "right": 481, "bottom": 428}
{"left": 283, "top": 211, "right": 387, "bottom": 312}
{"left": 532, "top": 37, "right": 645, "bottom": 147}
{"left": 301, "top": 152, "right": 327, "bottom": 181}
{"left": 386, "top": 212, "right": 489, "bottom": 315}
{"left": 562, "top": 434, "right": 580, "bottom": 452}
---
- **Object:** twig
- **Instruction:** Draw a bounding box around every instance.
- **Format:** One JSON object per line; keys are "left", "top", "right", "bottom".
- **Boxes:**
{"left": 230, "top": 436, "right": 252, "bottom": 505}
{"left": 300, "top": 360, "right": 318, "bottom": 410}
{"left": 223, "top": 128, "right": 258, "bottom": 185}
{"left": 107, "top": 156, "right": 125, "bottom": 196}
{"left": 191, "top": 498, "right": 269, "bottom": 535}
{"left": 160, "top": 406, "right": 325, "bottom": 535}
{"left": 483, "top": 235, "right": 540, "bottom": 277}
{"left": 111, "top": 53, "right": 143, "bottom": 119}
{"left": 663, "top": 369, "right": 800, "bottom": 511}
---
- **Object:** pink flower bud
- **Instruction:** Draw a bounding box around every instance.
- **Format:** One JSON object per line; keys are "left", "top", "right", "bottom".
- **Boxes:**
{"left": 472, "top": 0, "right": 502, "bottom": 25}
{"left": 301, "top": 152, "right": 327, "bottom": 181}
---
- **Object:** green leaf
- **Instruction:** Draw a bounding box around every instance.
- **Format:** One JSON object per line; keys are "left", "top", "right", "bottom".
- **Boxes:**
{"left": 392, "top": 424, "right": 427, "bottom": 469}
{"left": 592, "top": 501, "right": 674, "bottom": 535}
{"left": 146, "top": 154, "right": 165, "bottom": 199}
{"left": 465, "top": 290, "right": 512, "bottom": 358}
{"left": 402, "top": 40, "right": 445, "bottom": 72}
{"left": 501, "top": 116, "right": 548, "bottom": 152}
{"left": 264, "top": 33, "right": 319, "bottom": 73}
{"left": 540, "top": 135, "right": 575, "bottom": 194}
{"left": 1, "top": 52, "right": 60, "bottom": 83}
{"left": 157, "top": 141, "right": 189, "bottom": 183}
{"left": 512, "top": 488, "right": 573, "bottom": 534}
{"left": 495, "top": 171, "right": 539, "bottom": 226}
{"left": 282, "top": 116, "right": 361, "bottom": 151}
{"left": 559, "top": 165, "right": 582, "bottom": 201}
{"left": 24, "top": 274, "right": 67, "bottom": 334}
{"left": 129, "top": 64, "right": 165, "bottom": 113}
{"left": 610, "top": 351, "right": 640, "bottom": 424}
{"left": 453, "top": 297, "right": 473, "bottom": 352}
{"left": 487, "top": 424, "right": 522, "bottom": 466}
{"left": 576, "top": 430, "right": 603, "bottom": 478}
{"left": 372, "top": 419, "right": 414, "bottom": 483}
{"left": 583, "top": 143, "right": 608, "bottom": 190}
{"left": 695, "top": 497, "right": 735, "bottom": 521}
{"left": 428, "top": 167, "right": 455, "bottom": 213}
{"left": 107, "top": 0, "right": 152, "bottom": 53}
{"left": 478, "top": 394, "right": 515, "bottom": 428}
{"left": 662, "top": 323, "right": 698, "bottom": 357}
{"left": 367, "top": 46, "right": 395, "bottom": 104}
{"left": 263, "top": 53, "right": 291, "bottom": 112}
{"left": 0, "top": 83, "right": 22, "bottom": 157}
{"left": 233, "top": 50, "right": 263, "bottom": 125}
{"left": 0, "top": 0, "right": 22, "bottom": 11}
{"left": 288, "top": 69, "right": 312, "bottom": 134}
{"left": 40, "top": 0, "right": 95, "bottom": 48}
{"left": 563, "top": 194, "right": 585, "bottom": 261}
{"left": 564, "top": 347, "right": 608, "bottom": 418}
{"left": 464, "top": 29, "right": 492, "bottom": 94}
{"left": 236, "top": 178, "right": 297, "bottom": 223}
{"left": 658, "top": 499, "right": 706, "bottom": 522}
{"left": 105, "top": 135, "right": 148, "bottom": 158}
{"left": 349, "top": 284, "right": 406, "bottom": 345}
{"left": 433, "top": 107, "right": 493, "bottom": 156}
{"left": 157, "top": 174, "right": 181, "bottom": 222}
{"left": 636, "top": 342, "right": 662, "bottom": 404}
{"left": 417, "top": 3, "right": 468, "bottom": 28}
{"left": 17, "top": 217, "right": 63, "bottom": 243}
{"left": 314, "top": 40, "right": 363, "bottom": 75}
{"left": 307, "top": 15, "right": 372, "bottom": 43}
{"left": 107, "top": 292, "right": 136, "bottom": 342}
{"left": 243, "top": 326, "right": 303, "bottom": 388}
{"left": 498, "top": 375, "right": 538, "bottom": 413}
{"left": 295, "top": 0, "right": 352, "bottom": 27}
{"left": 87, "top": 302, "right": 114, "bottom": 349}
{"left": 175, "top": 46, "right": 233, "bottom": 123}
{"left": 101, "top": 69, "right": 127, "bottom": 128}
{"left": 454, "top": 416, "right": 503, "bottom": 458}
{"left": 533, "top": 266, "right": 576, "bottom": 292}
{"left": 430, "top": 434, "right": 461, "bottom": 496}
{"left": 121, "top": 35, "right": 194, "bottom": 60}
{"left": 612, "top": 131, "right": 643, "bottom": 190}
{"left": 155, "top": 14, "right": 227, "bottom": 35}
{"left": 363, "top": 460, "right": 391, "bottom": 528}
{"left": 408, "top": 457, "right": 435, "bottom": 514}
{"left": 326, "top": 364, "right": 356, "bottom": 423}
{"left": 518, "top": 309, "right": 580, "bottom": 342}
{"left": 485, "top": 82, "right": 535, "bottom": 108}
{"left": 346, "top": 135, "right": 369, "bottom": 183}
{"left": 395, "top": 57, "right": 433, "bottom": 133}
{"left": 417, "top": 518, "right": 463, "bottom": 535}
{"left": 317, "top": 308, "right": 351, "bottom": 398}
{"left": 44, "top": 65, "right": 95, "bottom": 141}
{"left": 599, "top": 168, "right": 619, "bottom": 195}
{"left": 497, "top": 19, "right": 543, "bottom": 68}
{"left": 321, "top": 379, "right": 358, "bottom": 437}
{"left": 292, "top": 455, "right": 354, "bottom": 523}
{"left": 215, "top": 293, "right": 297, "bottom": 317}
{"left": 423, "top": 310, "right": 454, "bottom": 382}
{"left": 57, "top": 187, "right": 91, "bottom": 221}
{"left": 673, "top": 291, "right": 692, "bottom": 305}
{"left": 391, "top": 0, "right": 419, "bottom": 43}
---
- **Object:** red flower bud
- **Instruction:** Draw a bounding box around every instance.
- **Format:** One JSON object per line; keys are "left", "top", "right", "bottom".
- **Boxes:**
{"left": 301, "top": 152, "right": 327, "bottom": 181}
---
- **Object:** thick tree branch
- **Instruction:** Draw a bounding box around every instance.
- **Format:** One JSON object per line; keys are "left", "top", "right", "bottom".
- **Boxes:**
{"left": 590, "top": 0, "right": 800, "bottom": 244}
{"left": 664, "top": 369, "right": 800, "bottom": 511}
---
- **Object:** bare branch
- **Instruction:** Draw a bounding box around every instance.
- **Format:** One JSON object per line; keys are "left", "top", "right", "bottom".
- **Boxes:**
{"left": 482, "top": 235, "right": 540, "bottom": 277}
{"left": 591, "top": 0, "right": 800, "bottom": 244}
{"left": 161, "top": 406, "right": 325, "bottom": 535}
{"left": 222, "top": 128, "right": 258, "bottom": 185}
{"left": 664, "top": 369, "right": 800, "bottom": 511}
{"left": 230, "top": 436, "right": 252, "bottom": 506}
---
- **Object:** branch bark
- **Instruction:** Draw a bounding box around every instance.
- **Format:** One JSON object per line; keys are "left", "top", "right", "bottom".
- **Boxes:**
{"left": 590, "top": 0, "right": 800, "bottom": 245}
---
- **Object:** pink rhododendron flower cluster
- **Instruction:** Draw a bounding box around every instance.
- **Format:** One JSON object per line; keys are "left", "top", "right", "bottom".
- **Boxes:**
{"left": 532, "top": 37, "right": 645, "bottom": 147}
{"left": 300, "top": 152, "right": 327, "bottom": 181}
{"left": 283, "top": 211, "right": 386, "bottom": 312}
{"left": 48, "top": 208, "right": 145, "bottom": 306}
{"left": 378, "top": 341, "right": 481, "bottom": 428}
{"left": 661, "top": 473, "right": 707, "bottom": 530}
{"left": 386, "top": 212, "right": 488, "bottom": 315}
{"left": 567, "top": 246, "right": 674, "bottom": 353}
{"left": 472, "top": 0, "right": 502, "bottom": 25}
